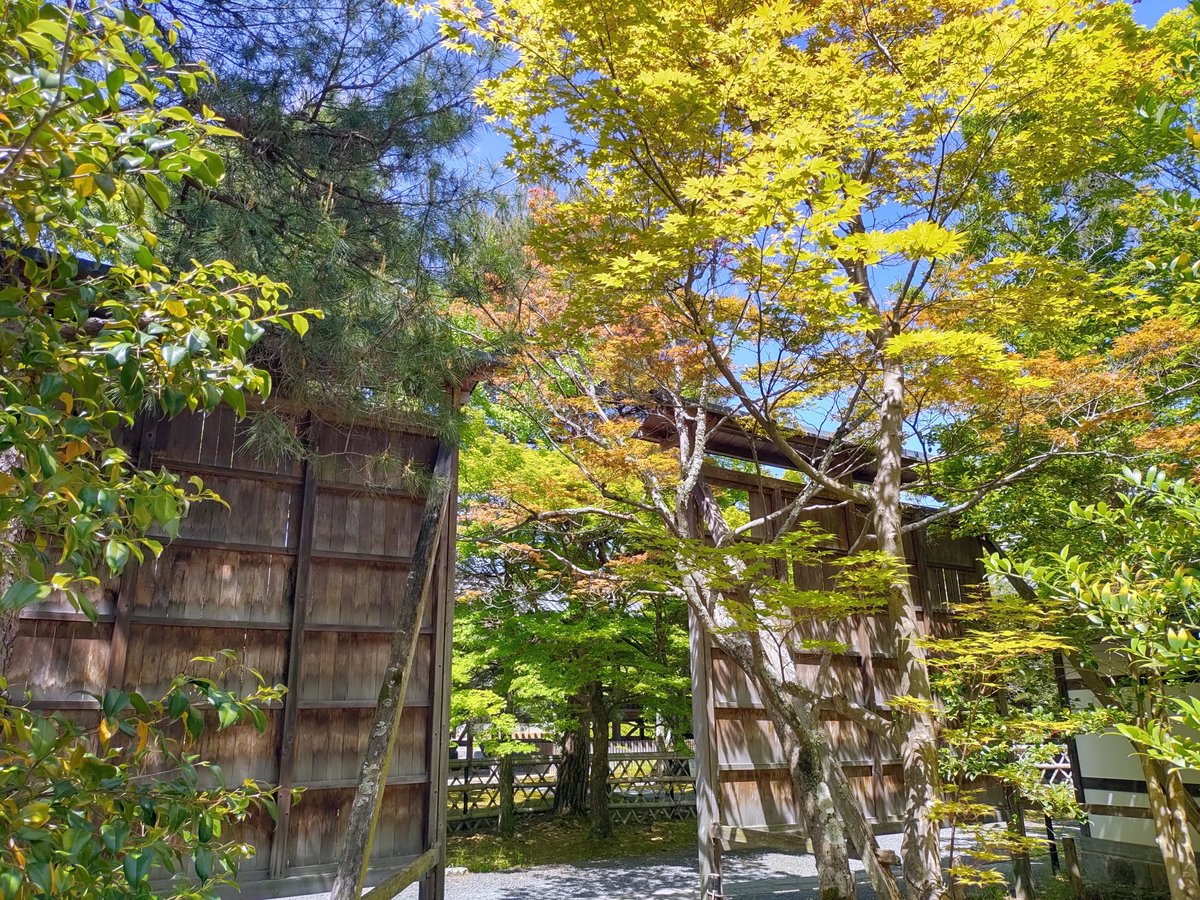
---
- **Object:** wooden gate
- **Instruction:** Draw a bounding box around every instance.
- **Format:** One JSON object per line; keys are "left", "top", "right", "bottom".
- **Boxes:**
{"left": 9, "top": 404, "right": 457, "bottom": 897}
{"left": 689, "top": 464, "right": 983, "bottom": 887}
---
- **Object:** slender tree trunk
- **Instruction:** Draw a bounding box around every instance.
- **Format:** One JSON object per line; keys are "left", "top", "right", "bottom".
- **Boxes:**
{"left": 996, "top": 692, "right": 1034, "bottom": 900}
{"left": 0, "top": 448, "right": 23, "bottom": 683}
{"left": 588, "top": 682, "right": 612, "bottom": 838}
{"left": 555, "top": 715, "right": 591, "bottom": 817}
{"left": 873, "top": 358, "right": 946, "bottom": 900}
{"left": 774, "top": 703, "right": 857, "bottom": 900}
{"left": 498, "top": 753, "right": 516, "bottom": 838}
{"left": 757, "top": 602, "right": 857, "bottom": 900}
{"left": 653, "top": 712, "right": 670, "bottom": 776}
{"left": 685, "top": 485, "right": 902, "bottom": 900}
{"left": 1141, "top": 754, "right": 1200, "bottom": 900}
{"left": 704, "top": 621, "right": 901, "bottom": 900}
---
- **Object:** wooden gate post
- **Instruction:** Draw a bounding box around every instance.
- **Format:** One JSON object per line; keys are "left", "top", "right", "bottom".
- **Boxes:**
{"left": 1062, "top": 837, "right": 1086, "bottom": 900}
{"left": 268, "top": 416, "right": 318, "bottom": 880}
{"left": 329, "top": 442, "right": 455, "bottom": 900}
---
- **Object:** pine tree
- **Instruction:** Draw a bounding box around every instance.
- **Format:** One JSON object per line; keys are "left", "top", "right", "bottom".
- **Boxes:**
{"left": 155, "top": 0, "right": 495, "bottom": 425}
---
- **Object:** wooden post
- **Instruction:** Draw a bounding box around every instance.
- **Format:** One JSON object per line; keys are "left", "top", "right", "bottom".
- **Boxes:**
{"left": 421, "top": 457, "right": 459, "bottom": 900}
{"left": 1062, "top": 837, "right": 1086, "bottom": 900}
{"left": 1053, "top": 648, "right": 1091, "bottom": 837}
{"left": 329, "top": 442, "right": 455, "bottom": 900}
{"left": 268, "top": 417, "right": 318, "bottom": 880}
{"left": 107, "top": 416, "right": 155, "bottom": 689}
{"left": 704, "top": 825, "right": 724, "bottom": 899}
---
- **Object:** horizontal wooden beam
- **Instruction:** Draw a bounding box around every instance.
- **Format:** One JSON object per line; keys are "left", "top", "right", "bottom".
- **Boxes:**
{"left": 166, "top": 537, "right": 296, "bottom": 556}
{"left": 296, "top": 698, "right": 432, "bottom": 710}
{"left": 361, "top": 846, "right": 440, "bottom": 900}
{"left": 31, "top": 615, "right": 437, "bottom": 635}
{"left": 132, "top": 614, "right": 290, "bottom": 631}
{"left": 19, "top": 610, "right": 114, "bottom": 625}
{"left": 715, "top": 824, "right": 810, "bottom": 852}
{"left": 446, "top": 752, "right": 694, "bottom": 766}
{"left": 299, "top": 774, "right": 429, "bottom": 791}
{"left": 312, "top": 548, "right": 414, "bottom": 566}
{"left": 151, "top": 457, "right": 305, "bottom": 486}
{"left": 1082, "top": 803, "right": 1151, "bottom": 820}
{"left": 153, "top": 536, "right": 415, "bottom": 567}
{"left": 306, "top": 623, "right": 435, "bottom": 635}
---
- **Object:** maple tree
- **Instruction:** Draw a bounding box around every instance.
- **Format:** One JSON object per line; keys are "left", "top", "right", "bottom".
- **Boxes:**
{"left": 454, "top": 407, "right": 691, "bottom": 836}
{"left": 440, "top": 1, "right": 1190, "bottom": 897}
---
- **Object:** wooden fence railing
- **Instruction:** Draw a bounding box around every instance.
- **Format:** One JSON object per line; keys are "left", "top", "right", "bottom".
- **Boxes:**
{"left": 446, "top": 752, "right": 696, "bottom": 832}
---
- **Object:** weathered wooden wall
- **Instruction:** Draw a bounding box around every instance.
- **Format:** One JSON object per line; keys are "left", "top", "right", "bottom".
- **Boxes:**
{"left": 10, "top": 405, "right": 457, "bottom": 897}
{"left": 691, "top": 466, "right": 983, "bottom": 880}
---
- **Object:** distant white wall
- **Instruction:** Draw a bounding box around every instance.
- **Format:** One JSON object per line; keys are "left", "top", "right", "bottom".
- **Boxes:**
{"left": 1071, "top": 685, "right": 1200, "bottom": 847}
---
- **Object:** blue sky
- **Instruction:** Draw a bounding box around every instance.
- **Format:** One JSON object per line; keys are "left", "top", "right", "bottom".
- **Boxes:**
{"left": 1135, "top": 0, "right": 1187, "bottom": 25}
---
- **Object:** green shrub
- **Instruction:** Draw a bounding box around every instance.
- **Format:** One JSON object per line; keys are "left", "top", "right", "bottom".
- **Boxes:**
{"left": 0, "top": 654, "right": 291, "bottom": 899}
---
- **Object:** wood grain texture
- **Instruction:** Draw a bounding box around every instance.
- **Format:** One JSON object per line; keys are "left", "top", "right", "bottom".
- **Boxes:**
{"left": 17, "top": 407, "right": 456, "bottom": 896}
{"left": 329, "top": 442, "right": 455, "bottom": 900}
{"left": 697, "top": 469, "right": 984, "bottom": 855}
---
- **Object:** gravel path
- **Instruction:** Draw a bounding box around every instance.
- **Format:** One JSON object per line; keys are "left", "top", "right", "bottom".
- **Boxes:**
{"left": 285, "top": 840, "right": 890, "bottom": 900}
{"left": 279, "top": 828, "right": 1055, "bottom": 899}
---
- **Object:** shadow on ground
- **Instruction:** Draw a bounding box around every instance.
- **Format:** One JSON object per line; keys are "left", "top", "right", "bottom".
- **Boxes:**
{"left": 426, "top": 847, "right": 881, "bottom": 899}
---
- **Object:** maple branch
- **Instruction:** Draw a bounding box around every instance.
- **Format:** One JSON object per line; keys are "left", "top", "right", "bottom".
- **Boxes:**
{"left": 779, "top": 679, "right": 894, "bottom": 738}
{"left": 907, "top": 445, "right": 1151, "bottom": 535}
{"left": 489, "top": 382, "right": 664, "bottom": 520}
{"left": 493, "top": 506, "right": 641, "bottom": 534}
{"left": 900, "top": 450, "right": 1065, "bottom": 534}
{"left": 730, "top": 493, "right": 844, "bottom": 540}
{"left": 498, "top": 543, "right": 623, "bottom": 583}
{"left": 698, "top": 333, "right": 862, "bottom": 502}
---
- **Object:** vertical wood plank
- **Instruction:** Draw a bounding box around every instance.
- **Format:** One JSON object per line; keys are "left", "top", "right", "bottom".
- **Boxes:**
{"left": 845, "top": 505, "right": 886, "bottom": 823}
{"left": 107, "top": 416, "right": 155, "bottom": 689}
{"left": 1053, "top": 649, "right": 1091, "bottom": 838}
{"left": 856, "top": 617, "right": 886, "bottom": 822}
{"left": 330, "top": 442, "right": 455, "bottom": 900}
{"left": 269, "top": 419, "right": 319, "bottom": 880}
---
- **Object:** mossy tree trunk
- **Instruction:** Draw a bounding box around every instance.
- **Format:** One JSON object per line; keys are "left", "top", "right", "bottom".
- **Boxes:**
{"left": 498, "top": 754, "right": 516, "bottom": 838}
{"left": 588, "top": 682, "right": 612, "bottom": 838}
{"left": 555, "top": 713, "right": 590, "bottom": 818}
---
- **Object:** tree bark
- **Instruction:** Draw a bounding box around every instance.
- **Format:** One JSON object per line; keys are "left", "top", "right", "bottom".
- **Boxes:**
{"left": 711, "top": 621, "right": 895, "bottom": 900}
{"left": 0, "top": 447, "right": 22, "bottom": 682}
{"left": 498, "top": 753, "right": 516, "bottom": 838}
{"left": 872, "top": 358, "right": 946, "bottom": 900}
{"left": 687, "top": 483, "right": 901, "bottom": 900}
{"left": 555, "top": 712, "right": 591, "bottom": 817}
{"left": 773, "top": 690, "right": 858, "bottom": 900}
{"left": 1141, "top": 755, "right": 1200, "bottom": 900}
{"left": 996, "top": 692, "right": 1034, "bottom": 900}
{"left": 588, "top": 682, "right": 612, "bottom": 838}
